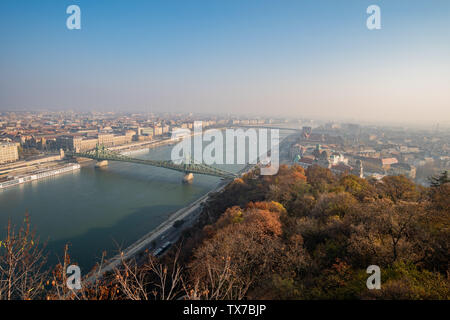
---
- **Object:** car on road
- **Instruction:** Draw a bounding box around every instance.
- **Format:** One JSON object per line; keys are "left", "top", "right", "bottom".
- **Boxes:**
{"left": 153, "top": 241, "right": 172, "bottom": 257}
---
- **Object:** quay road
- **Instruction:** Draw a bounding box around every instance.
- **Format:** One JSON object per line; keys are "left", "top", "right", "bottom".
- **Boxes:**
{"left": 84, "top": 178, "right": 230, "bottom": 284}
{"left": 107, "top": 137, "right": 176, "bottom": 153}
{"left": 83, "top": 131, "right": 297, "bottom": 285}
{"left": 84, "top": 162, "right": 255, "bottom": 285}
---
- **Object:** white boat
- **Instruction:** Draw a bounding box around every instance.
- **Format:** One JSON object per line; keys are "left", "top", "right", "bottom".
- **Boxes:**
{"left": 0, "top": 163, "right": 81, "bottom": 190}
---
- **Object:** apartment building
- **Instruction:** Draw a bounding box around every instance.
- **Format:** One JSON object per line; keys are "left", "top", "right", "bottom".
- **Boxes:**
{"left": 153, "top": 126, "right": 163, "bottom": 136}
{"left": 0, "top": 142, "right": 19, "bottom": 164}
{"left": 56, "top": 131, "right": 134, "bottom": 152}
{"left": 56, "top": 135, "right": 95, "bottom": 152}
{"left": 98, "top": 133, "right": 114, "bottom": 147}
{"left": 140, "top": 127, "right": 154, "bottom": 137}
{"left": 112, "top": 131, "right": 134, "bottom": 146}
{"left": 162, "top": 125, "right": 170, "bottom": 133}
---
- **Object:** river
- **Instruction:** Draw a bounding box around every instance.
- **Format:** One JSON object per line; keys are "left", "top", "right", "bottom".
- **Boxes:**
{"left": 0, "top": 129, "right": 291, "bottom": 271}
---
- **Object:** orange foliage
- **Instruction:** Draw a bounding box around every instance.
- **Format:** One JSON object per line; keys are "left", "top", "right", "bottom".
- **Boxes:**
{"left": 246, "top": 201, "right": 287, "bottom": 214}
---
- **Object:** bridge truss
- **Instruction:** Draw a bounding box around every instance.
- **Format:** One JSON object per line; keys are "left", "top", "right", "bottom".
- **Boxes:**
{"left": 66, "top": 145, "right": 237, "bottom": 179}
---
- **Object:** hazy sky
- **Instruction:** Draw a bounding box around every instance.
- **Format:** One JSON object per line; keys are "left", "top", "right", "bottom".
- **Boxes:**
{"left": 0, "top": 0, "right": 449, "bottom": 125}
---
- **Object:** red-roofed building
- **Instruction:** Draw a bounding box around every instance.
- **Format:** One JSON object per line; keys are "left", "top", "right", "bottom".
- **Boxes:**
{"left": 296, "top": 157, "right": 314, "bottom": 168}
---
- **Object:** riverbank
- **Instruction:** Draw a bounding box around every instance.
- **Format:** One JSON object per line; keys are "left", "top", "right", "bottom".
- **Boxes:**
{"left": 84, "top": 131, "right": 295, "bottom": 283}
{"left": 84, "top": 178, "right": 229, "bottom": 283}
{"left": 110, "top": 126, "right": 222, "bottom": 155}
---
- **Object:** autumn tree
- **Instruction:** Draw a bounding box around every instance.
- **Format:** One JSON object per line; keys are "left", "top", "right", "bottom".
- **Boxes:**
{"left": 188, "top": 202, "right": 287, "bottom": 299}
{"left": 429, "top": 170, "right": 450, "bottom": 187}
{"left": 337, "top": 174, "right": 377, "bottom": 202}
{"left": 345, "top": 200, "right": 427, "bottom": 267}
{"left": 377, "top": 175, "right": 420, "bottom": 203}
{"left": 0, "top": 215, "right": 47, "bottom": 300}
{"left": 305, "top": 165, "right": 336, "bottom": 194}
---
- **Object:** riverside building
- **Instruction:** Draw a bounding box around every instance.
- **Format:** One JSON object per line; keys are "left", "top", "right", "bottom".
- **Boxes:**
{"left": 0, "top": 142, "right": 19, "bottom": 164}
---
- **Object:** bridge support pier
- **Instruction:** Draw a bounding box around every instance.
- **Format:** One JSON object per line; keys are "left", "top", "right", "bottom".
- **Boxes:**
{"left": 182, "top": 173, "right": 194, "bottom": 184}
{"left": 95, "top": 160, "right": 109, "bottom": 168}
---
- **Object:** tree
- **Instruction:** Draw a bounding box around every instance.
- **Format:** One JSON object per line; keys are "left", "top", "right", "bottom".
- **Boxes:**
{"left": 378, "top": 175, "right": 419, "bottom": 203}
{"left": 338, "top": 174, "right": 377, "bottom": 201}
{"left": 429, "top": 170, "right": 449, "bottom": 187}
{"left": 346, "top": 200, "right": 426, "bottom": 267}
{"left": 112, "top": 250, "right": 184, "bottom": 300}
{"left": 361, "top": 262, "right": 450, "bottom": 300}
{"left": 0, "top": 215, "right": 47, "bottom": 300}
{"left": 188, "top": 202, "right": 286, "bottom": 299}
{"left": 47, "top": 246, "right": 117, "bottom": 300}
{"left": 312, "top": 192, "right": 358, "bottom": 221}
{"left": 306, "top": 165, "right": 336, "bottom": 193}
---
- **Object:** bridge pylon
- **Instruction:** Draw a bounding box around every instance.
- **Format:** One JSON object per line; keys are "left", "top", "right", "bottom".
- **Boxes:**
{"left": 182, "top": 172, "right": 194, "bottom": 184}
{"left": 95, "top": 160, "right": 109, "bottom": 168}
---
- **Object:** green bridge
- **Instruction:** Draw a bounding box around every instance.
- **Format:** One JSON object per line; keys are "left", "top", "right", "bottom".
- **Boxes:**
{"left": 66, "top": 145, "right": 237, "bottom": 180}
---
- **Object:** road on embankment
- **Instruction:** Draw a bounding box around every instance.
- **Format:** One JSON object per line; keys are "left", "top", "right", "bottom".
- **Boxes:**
{"left": 84, "top": 131, "right": 297, "bottom": 284}
{"left": 84, "top": 179, "right": 229, "bottom": 284}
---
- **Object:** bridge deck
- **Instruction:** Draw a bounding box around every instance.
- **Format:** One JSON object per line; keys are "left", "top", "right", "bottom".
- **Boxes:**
{"left": 66, "top": 147, "right": 237, "bottom": 179}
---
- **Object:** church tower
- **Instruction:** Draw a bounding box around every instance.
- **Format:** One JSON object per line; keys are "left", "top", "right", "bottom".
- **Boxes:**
{"left": 356, "top": 159, "right": 364, "bottom": 178}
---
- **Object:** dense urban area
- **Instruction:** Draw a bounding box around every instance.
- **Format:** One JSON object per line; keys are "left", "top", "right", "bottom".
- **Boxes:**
{"left": 0, "top": 111, "right": 449, "bottom": 300}
{"left": 0, "top": 111, "right": 449, "bottom": 189}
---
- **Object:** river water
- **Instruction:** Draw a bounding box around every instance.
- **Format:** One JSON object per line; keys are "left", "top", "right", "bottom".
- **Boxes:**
{"left": 0, "top": 130, "right": 290, "bottom": 271}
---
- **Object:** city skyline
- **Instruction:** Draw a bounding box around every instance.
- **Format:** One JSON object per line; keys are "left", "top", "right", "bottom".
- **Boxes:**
{"left": 1, "top": 0, "right": 449, "bottom": 126}
{"left": 0, "top": 1, "right": 448, "bottom": 304}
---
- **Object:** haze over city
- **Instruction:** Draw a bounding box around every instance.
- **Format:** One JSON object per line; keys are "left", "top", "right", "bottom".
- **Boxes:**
{"left": 1, "top": 0, "right": 449, "bottom": 127}
{"left": 0, "top": 0, "right": 449, "bottom": 307}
